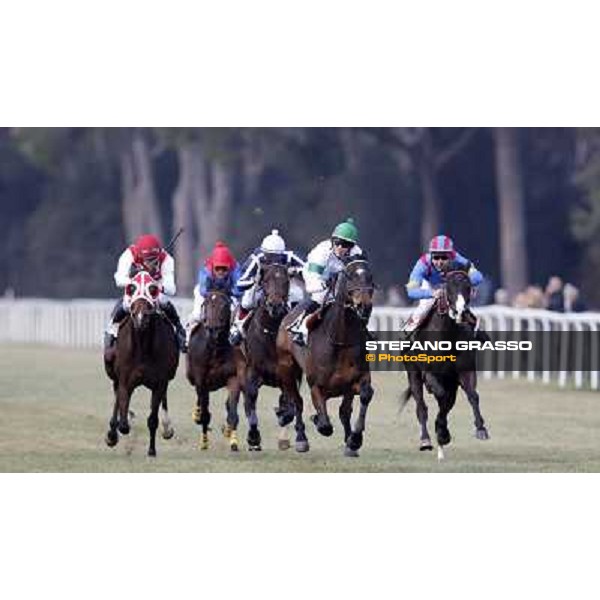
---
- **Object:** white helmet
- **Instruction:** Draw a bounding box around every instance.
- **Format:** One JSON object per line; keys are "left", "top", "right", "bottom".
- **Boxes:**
{"left": 260, "top": 229, "right": 286, "bottom": 253}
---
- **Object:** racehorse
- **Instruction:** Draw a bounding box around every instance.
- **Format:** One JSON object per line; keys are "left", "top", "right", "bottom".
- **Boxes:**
{"left": 104, "top": 271, "right": 179, "bottom": 457}
{"left": 186, "top": 290, "right": 247, "bottom": 451}
{"left": 277, "top": 259, "right": 375, "bottom": 457}
{"left": 400, "top": 270, "right": 489, "bottom": 459}
{"left": 242, "top": 263, "right": 294, "bottom": 451}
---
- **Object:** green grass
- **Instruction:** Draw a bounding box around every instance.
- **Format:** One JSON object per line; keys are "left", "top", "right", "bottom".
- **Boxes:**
{"left": 1, "top": 344, "right": 599, "bottom": 472}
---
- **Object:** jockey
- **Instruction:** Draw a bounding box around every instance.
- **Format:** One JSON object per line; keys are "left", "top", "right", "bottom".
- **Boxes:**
{"left": 187, "top": 241, "right": 242, "bottom": 338}
{"left": 104, "top": 234, "right": 187, "bottom": 352}
{"left": 289, "top": 218, "right": 365, "bottom": 346}
{"left": 229, "top": 229, "right": 305, "bottom": 345}
{"left": 403, "top": 234, "right": 483, "bottom": 332}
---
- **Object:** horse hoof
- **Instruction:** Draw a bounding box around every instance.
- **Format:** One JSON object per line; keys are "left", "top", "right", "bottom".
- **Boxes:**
{"left": 148, "top": 448, "right": 156, "bottom": 457}
{"left": 230, "top": 442, "right": 239, "bottom": 452}
{"left": 475, "top": 428, "right": 490, "bottom": 440}
{"left": 295, "top": 440, "right": 310, "bottom": 453}
{"left": 278, "top": 439, "right": 291, "bottom": 451}
{"left": 344, "top": 447, "right": 359, "bottom": 458}
{"left": 347, "top": 432, "right": 363, "bottom": 451}
{"left": 105, "top": 431, "right": 119, "bottom": 447}
{"left": 162, "top": 427, "right": 175, "bottom": 440}
{"left": 419, "top": 440, "right": 434, "bottom": 451}
{"left": 118, "top": 423, "right": 130, "bottom": 436}
{"left": 248, "top": 445, "right": 262, "bottom": 452}
{"left": 275, "top": 407, "right": 295, "bottom": 428}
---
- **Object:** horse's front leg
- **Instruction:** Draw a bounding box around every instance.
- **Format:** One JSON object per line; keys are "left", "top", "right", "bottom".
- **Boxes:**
{"left": 345, "top": 379, "right": 374, "bottom": 456}
{"left": 193, "top": 387, "right": 211, "bottom": 450}
{"left": 105, "top": 381, "right": 120, "bottom": 447}
{"left": 117, "top": 383, "right": 132, "bottom": 436}
{"left": 147, "top": 384, "right": 166, "bottom": 457}
{"left": 310, "top": 385, "right": 334, "bottom": 437}
{"left": 410, "top": 371, "right": 432, "bottom": 451}
{"left": 434, "top": 383, "right": 458, "bottom": 460}
{"left": 243, "top": 376, "right": 262, "bottom": 451}
{"left": 225, "top": 378, "right": 241, "bottom": 452}
{"left": 459, "top": 371, "right": 489, "bottom": 440}
{"left": 339, "top": 392, "right": 354, "bottom": 444}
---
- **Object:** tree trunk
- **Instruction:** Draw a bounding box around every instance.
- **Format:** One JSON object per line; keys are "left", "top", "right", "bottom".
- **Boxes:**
{"left": 120, "top": 130, "right": 163, "bottom": 244}
{"left": 208, "top": 160, "right": 234, "bottom": 248}
{"left": 172, "top": 141, "right": 234, "bottom": 295}
{"left": 172, "top": 144, "right": 200, "bottom": 296}
{"left": 493, "top": 127, "right": 528, "bottom": 299}
{"left": 418, "top": 129, "right": 442, "bottom": 248}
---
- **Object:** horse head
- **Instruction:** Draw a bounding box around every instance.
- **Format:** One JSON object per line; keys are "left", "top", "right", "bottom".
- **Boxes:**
{"left": 126, "top": 271, "right": 160, "bottom": 332}
{"left": 445, "top": 270, "right": 472, "bottom": 324}
{"left": 259, "top": 263, "right": 290, "bottom": 319}
{"left": 338, "top": 259, "right": 374, "bottom": 321}
{"left": 203, "top": 290, "right": 231, "bottom": 341}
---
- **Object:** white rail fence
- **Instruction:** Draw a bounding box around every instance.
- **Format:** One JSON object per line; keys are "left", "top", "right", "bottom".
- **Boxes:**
{"left": 1, "top": 299, "right": 599, "bottom": 390}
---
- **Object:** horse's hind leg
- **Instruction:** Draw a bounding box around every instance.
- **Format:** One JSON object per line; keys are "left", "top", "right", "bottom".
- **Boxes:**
{"left": 105, "top": 381, "right": 120, "bottom": 447}
{"left": 160, "top": 395, "right": 174, "bottom": 440}
{"left": 345, "top": 379, "right": 374, "bottom": 457}
{"left": 147, "top": 385, "right": 166, "bottom": 457}
{"left": 278, "top": 359, "right": 308, "bottom": 452}
{"left": 459, "top": 371, "right": 489, "bottom": 440}
{"left": 276, "top": 393, "right": 292, "bottom": 450}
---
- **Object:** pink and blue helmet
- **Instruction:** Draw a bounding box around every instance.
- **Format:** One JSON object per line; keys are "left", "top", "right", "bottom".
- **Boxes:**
{"left": 428, "top": 235, "right": 455, "bottom": 257}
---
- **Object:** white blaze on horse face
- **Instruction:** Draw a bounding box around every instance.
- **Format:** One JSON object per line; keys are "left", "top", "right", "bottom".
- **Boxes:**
{"left": 455, "top": 293, "right": 466, "bottom": 322}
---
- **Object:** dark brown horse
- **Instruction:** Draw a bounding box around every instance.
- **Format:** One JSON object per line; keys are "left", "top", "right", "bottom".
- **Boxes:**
{"left": 242, "top": 263, "right": 293, "bottom": 451}
{"left": 400, "top": 270, "right": 489, "bottom": 460}
{"left": 277, "top": 259, "right": 375, "bottom": 457}
{"left": 186, "top": 290, "right": 247, "bottom": 451}
{"left": 104, "top": 271, "right": 179, "bottom": 457}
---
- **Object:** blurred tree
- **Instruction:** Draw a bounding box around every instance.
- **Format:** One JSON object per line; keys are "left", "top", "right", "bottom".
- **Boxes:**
{"left": 493, "top": 127, "right": 528, "bottom": 299}
{"left": 118, "top": 128, "right": 164, "bottom": 243}
{"left": 571, "top": 128, "right": 600, "bottom": 304}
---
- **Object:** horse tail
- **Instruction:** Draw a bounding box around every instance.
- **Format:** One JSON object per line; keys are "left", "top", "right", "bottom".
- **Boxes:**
{"left": 399, "top": 386, "right": 412, "bottom": 414}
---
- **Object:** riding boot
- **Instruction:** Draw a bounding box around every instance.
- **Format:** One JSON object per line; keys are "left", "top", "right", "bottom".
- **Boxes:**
{"left": 104, "top": 299, "right": 128, "bottom": 351}
{"left": 289, "top": 300, "right": 319, "bottom": 346}
{"left": 229, "top": 308, "right": 250, "bottom": 346}
{"left": 163, "top": 301, "right": 188, "bottom": 353}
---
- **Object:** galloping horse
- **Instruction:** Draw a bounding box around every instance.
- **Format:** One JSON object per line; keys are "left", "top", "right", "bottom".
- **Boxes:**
{"left": 400, "top": 270, "right": 489, "bottom": 459}
{"left": 277, "top": 259, "right": 375, "bottom": 457}
{"left": 104, "top": 271, "right": 179, "bottom": 456}
{"left": 186, "top": 290, "right": 247, "bottom": 451}
{"left": 242, "top": 263, "right": 293, "bottom": 451}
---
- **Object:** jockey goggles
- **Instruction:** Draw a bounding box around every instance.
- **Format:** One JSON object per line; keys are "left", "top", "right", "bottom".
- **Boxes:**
{"left": 332, "top": 237, "right": 355, "bottom": 249}
{"left": 431, "top": 253, "right": 451, "bottom": 262}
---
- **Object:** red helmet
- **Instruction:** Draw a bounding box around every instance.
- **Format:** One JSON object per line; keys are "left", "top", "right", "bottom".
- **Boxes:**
{"left": 133, "top": 234, "right": 162, "bottom": 264}
{"left": 206, "top": 241, "right": 236, "bottom": 272}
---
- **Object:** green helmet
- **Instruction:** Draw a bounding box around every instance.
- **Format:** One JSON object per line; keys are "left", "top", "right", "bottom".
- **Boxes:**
{"left": 331, "top": 218, "right": 358, "bottom": 243}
